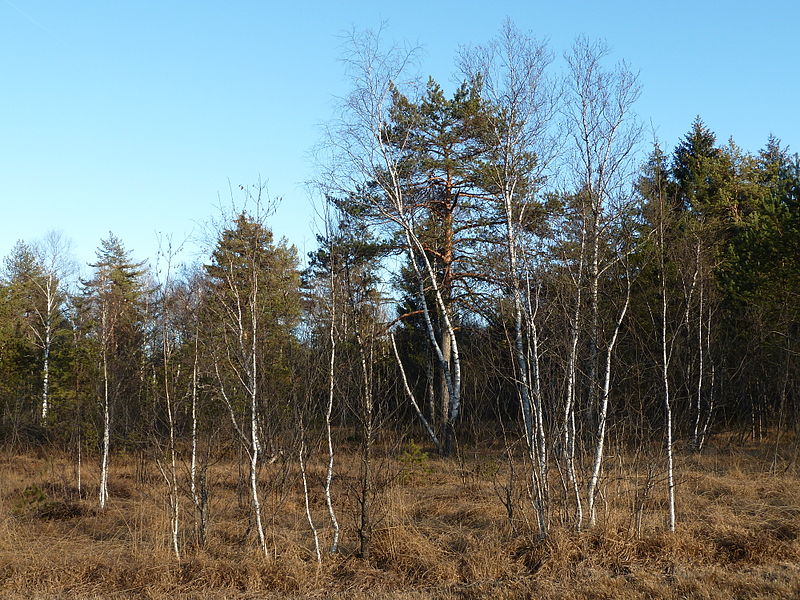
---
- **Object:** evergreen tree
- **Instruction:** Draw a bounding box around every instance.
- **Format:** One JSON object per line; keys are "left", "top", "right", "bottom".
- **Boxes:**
{"left": 80, "top": 233, "right": 149, "bottom": 506}
{"left": 205, "top": 212, "right": 301, "bottom": 405}
{"left": 204, "top": 211, "right": 300, "bottom": 554}
{"left": 672, "top": 117, "right": 725, "bottom": 214}
{"left": 0, "top": 242, "right": 43, "bottom": 433}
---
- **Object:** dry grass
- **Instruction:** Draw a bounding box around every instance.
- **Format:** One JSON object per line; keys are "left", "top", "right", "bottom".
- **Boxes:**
{"left": 0, "top": 434, "right": 799, "bottom": 599}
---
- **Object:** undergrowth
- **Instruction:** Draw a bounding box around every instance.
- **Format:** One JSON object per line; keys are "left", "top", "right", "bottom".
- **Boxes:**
{"left": 0, "top": 434, "right": 798, "bottom": 599}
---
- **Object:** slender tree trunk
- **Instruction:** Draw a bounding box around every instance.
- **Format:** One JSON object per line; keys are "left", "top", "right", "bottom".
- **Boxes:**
{"left": 525, "top": 275, "right": 549, "bottom": 535}
{"left": 400, "top": 225, "right": 461, "bottom": 457}
{"left": 189, "top": 322, "right": 209, "bottom": 549}
{"left": 250, "top": 305, "right": 267, "bottom": 556}
{"left": 439, "top": 323, "right": 453, "bottom": 452}
{"left": 660, "top": 229, "right": 676, "bottom": 532}
{"left": 440, "top": 181, "right": 456, "bottom": 453}
{"left": 565, "top": 231, "right": 585, "bottom": 530}
{"left": 504, "top": 188, "right": 548, "bottom": 535}
{"left": 299, "top": 431, "right": 321, "bottom": 563}
{"left": 355, "top": 331, "right": 374, "bottom": 560}
{"left": 426, "top": 347, "right": 436, "bottom": 427}
{"left": 41, "top": 319, "right": 51, "bottom": 422}
{"left": 693, "top": 272, "right": 704, "bottom": 450}
{"left": 77, "top": 428, "right": 82, "bottom": 499}
{"left": 163, "top": 329, "right": 180, "bottom": 560}
{"left": 324, "top": 271, "right": 340, "bottom": 553}
{"left": 698, "top": 289, "right": 716, "bottom": 453}
{"left": 190, "top": 325, "right": 199, "bottom": 506}
{"left": 391, "top": 332, "right": 440, "bottom": 449}
{"left": 587, "top": 275, "right": 630, "bottom": 527}
{"left": 99, "top": 336, "right": 110, "bottom": 509}
{"left": 587, "top": 209, "right": 601, "bottom": 424}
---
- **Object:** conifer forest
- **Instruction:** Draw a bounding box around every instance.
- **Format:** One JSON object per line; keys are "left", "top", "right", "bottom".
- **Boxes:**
{"left": 1, "top": 25, "right": 799, "bottom": 599}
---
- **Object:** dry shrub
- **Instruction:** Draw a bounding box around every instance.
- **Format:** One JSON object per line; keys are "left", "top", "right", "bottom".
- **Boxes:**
{"left": 509, "top": 528, "right": 584, "bottom": 577}
{"left": 372, "top": 524, "right": 459, "bottom": 584}
{"left": 34, "top": 499, "right": 90, "bottom": 520}
{"left": 765, "top": 518, "right": 799, "bottom": 541}
{"left": 708, "top": 527, "right": 797, "bottom": 564}
{"left": 438, "top": 504, "right": 496, "bottom": 530}
{"left": 447, "top": 532, "right": 521, "bottom": 582}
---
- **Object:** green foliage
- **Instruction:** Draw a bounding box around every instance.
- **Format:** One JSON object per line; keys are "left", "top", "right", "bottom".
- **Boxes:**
{"left": 11, "top": 484, "right": 47, "bottom": 516}
{"left": 206, "top": 212, "right": 301, "bottom": 335}
{"left": 205, "top": 212, "right": 302, "bottom": 418}
{"left": 0, "top": 243, "right": 47, "bottom": 422}
{"left": 399, "top": 439, "right": 432, "bottom": 483}
{"left": 717, "top": 143, "right": 800, "bottom": 310}
{"left": 79, "top": 233, "right": 150, "bottom": 438}
{"left": 400, "top": 438, "right": 429, "bottom": 465}
{"left": 627, "top": 118, "right": 800, "bottom": 433}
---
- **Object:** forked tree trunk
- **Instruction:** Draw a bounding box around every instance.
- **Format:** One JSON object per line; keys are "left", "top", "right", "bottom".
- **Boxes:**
{"left": 391, "top": 332, "right": 440, "bottom": 449}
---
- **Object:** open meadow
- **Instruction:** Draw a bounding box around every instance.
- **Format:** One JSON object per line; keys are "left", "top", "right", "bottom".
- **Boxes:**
{"left": 1, "top": 433, "right": 798, "bottom": 599}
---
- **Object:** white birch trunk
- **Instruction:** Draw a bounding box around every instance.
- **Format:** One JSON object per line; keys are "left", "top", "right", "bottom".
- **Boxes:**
{"left": 41, "top": 314, "right": 51, "bottom": 422}
{"left": 324, "top": 268, "right": 340, "bottom": 553}
{"left": 693, "top": 271, "right": 704, "bottom": 450}
{"left": 163, "top": 329, "right": 181, "bottom": 560}
{"left": 525, "top": 275, "right": 549, "bottom": 535}
{"left": 391, "top": 332, "right": 440, "bottom": 449}
{"left": 99, "top": 332, "right": 110, "bottom": 509}
{"left": 212, "top": 255, "right": 268, "bottom": 556}
{"left": 250, "top": 298, "right": 267, "bottom": 557}
{"left": 355, "top": 328, "right": 374, "bottom": 559}
{"left": 660, "top": 227, "right": 676, "bottom": 532}
{"left": 698, "top": 302, "right": 715, "bottom": 453}
{"left": 190, "top": 325, "right": 199, "bottom": 508}
{"left": 564, "top": 230, "right": 586, "bottom": 530}
{"left": 403, "top": 232, "right": 461, "bottom": 454}
{"left": 587, "top": 275, "right": 630, "bottom": 527}
{"left": 299, "top": 433, "right": 321, "bottom": 563}
{"left": 504, "top": 193, "right": 548, "bottom": 535}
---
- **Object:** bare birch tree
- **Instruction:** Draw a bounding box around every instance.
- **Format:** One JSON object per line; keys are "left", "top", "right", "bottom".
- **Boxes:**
{"left": 207, "top": 212, "right": 271, "bottom": 556}
{"left": 564, "top": 37, "right": 641, "bottom": 528}
{"left": 205, "top": 196, "right": 301, "bottom": 556}
{"left": 460, "top": 19, "right": 560, "bottom": 537}
{"left": 153, "top": 238, "right": 182, "bottom": 559}
{"left": 30, "top": 232, "right": 74, "bottom": 423}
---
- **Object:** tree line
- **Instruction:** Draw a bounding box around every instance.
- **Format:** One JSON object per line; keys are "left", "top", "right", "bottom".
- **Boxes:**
{"left": 0, "top": 24, "right": 797, "bottom": 558}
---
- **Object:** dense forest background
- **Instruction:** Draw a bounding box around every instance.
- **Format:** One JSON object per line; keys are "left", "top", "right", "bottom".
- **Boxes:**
{"left": 0, "top": 26, "right": 798, "bottom": 579}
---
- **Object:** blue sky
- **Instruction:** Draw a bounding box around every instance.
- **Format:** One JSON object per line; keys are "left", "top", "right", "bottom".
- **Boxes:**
{"left": 1, "top": 1, "right": 797, "bottom": 276}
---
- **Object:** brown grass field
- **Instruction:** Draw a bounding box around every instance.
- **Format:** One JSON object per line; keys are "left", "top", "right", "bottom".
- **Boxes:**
{"left": 0, "top": 433, "right": 799, "bottom": 599}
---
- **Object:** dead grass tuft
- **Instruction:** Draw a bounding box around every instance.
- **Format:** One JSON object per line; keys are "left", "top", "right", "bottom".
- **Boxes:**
{"left": 372, "top": 524, "right": 459, "bottom": 584}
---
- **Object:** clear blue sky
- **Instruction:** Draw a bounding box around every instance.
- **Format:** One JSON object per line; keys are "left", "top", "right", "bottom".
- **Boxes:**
{"left": 2, "top": 1, "right": 797, "bottom": 276}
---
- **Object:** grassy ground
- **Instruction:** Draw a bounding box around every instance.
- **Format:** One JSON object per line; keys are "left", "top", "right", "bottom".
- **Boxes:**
{"left": 0, "top": 434, "right": 799, "bottom": 599}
